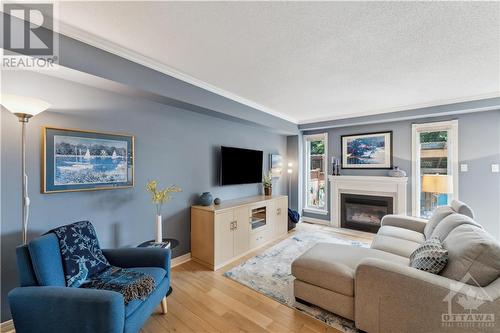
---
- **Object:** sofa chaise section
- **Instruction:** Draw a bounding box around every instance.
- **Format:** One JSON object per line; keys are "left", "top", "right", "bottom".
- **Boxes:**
{"left": 291, "top": 243, "right": 408, "bottom": 320}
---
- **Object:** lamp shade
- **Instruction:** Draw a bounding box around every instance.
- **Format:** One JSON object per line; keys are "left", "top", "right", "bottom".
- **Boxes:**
{"left": 1, "top": 94, "right": 50, "bottom": 116}
{"left": 421, "top": 174, "right": 453, "bottom": 194}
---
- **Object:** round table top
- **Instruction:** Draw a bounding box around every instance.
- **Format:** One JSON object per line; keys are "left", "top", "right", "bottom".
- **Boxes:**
{"left": 138, "top": 238, "right": 179, "bottom": 249}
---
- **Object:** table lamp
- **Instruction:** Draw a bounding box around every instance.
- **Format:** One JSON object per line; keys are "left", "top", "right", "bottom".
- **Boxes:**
{"left": 421, "top": 174, "right": 453, "bottom": 214}
{"left": 1, "top": 94, "right": 50, "bottom": 244}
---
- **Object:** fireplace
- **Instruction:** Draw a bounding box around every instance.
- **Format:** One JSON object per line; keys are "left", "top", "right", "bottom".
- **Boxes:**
{"left": 340, "top": 193, "right": 393, "bottom": 233}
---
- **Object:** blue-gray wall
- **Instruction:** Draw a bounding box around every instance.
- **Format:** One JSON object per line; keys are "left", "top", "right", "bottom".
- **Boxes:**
{"left": 1, "top": 73, "right": 288, "bottom": 321}
{"left": 301, "top": 110, "right": 500, "bottom": 243}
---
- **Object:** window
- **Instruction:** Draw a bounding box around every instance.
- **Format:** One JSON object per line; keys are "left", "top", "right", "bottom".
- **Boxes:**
{"left": 304, "top": 133, "right": 328, "bottom": 213}
{"left": 412, "top": 120, "right": 458, "bottom": 218}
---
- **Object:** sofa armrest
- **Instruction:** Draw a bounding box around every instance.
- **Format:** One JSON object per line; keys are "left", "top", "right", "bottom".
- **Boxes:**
{"left": 380, "top": 214, "right": 428, "bottom": 233}
{"left": 8, "top": 286, "right": 124, "bottom": 333}
{"left": 102, "top": 247, "right": 171, "bottom": 272}
{"left": 355, "top": 258, "right": 500, "bottom": 333}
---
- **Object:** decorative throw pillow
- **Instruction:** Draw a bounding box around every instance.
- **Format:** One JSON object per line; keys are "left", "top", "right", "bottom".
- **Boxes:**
{"left": 51, "top": 221, "right": 110, "bottom": 287}
{"left": 410, "top": 237, "right": 448, "bottom": 274}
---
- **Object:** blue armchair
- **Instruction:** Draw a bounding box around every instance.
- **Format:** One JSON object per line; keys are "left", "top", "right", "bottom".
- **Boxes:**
{"left": 8, "top": 233, "right": 171, "bottom": 333}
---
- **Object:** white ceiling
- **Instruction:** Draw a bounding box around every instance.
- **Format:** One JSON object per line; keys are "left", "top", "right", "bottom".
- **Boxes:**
{"left": 57, "top": 1, "right": 500, "bottom": 124}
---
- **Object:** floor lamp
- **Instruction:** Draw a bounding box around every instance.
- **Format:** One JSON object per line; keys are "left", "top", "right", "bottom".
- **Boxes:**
{"left": 2, "top": 95, "right": 50, "bottom": 244}
{"left": 421, "top": 174, "right": 453, "bottom": 217}
{"left": 287, "top": 162, "right": 293, "bottom": 207}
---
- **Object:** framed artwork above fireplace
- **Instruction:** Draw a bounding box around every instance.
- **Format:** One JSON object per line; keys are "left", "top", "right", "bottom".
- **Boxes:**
{"left": 341, "top": 131, "right": 393, "bottom": 169}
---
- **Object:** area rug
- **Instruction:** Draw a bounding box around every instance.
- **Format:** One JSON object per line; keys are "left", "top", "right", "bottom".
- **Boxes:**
{"left": 224, "top": 229, "right": 369, "bottom": 333}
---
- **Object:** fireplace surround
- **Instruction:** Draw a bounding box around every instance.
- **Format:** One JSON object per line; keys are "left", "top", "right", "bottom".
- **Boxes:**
{"left": 329, "top": 175, "right": 408, "bottom": 229}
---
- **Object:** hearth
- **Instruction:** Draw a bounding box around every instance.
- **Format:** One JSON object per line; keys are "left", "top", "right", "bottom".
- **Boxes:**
{"left": 340, "top": 193, "right": 393, "bottom": 233}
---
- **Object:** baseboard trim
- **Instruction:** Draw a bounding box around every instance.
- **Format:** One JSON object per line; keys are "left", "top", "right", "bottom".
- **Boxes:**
{"left": 1, "top": 319, "right": 15, "bottom": 333}
{"left": 301, "top": 217, "right": 330, "bottom": 225}
{"left": 171, "top": 252, "right": 191, "bottom": 267}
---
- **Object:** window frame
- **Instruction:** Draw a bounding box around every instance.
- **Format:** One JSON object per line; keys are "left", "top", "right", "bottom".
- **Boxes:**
{"left": 411, "top": 120, "right": 459, "bottom": 217}
{"left": 303, "top": 133, "right": 328, "bottom": 215}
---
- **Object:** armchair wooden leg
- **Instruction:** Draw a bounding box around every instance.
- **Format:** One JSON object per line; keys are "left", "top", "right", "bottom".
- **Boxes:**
{"left": 161, "top": 297, "right": 168, "bottom": 314}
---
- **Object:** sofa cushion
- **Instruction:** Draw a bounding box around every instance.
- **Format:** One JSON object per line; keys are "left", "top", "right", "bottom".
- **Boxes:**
{"left": 378, "top": 226, "right": 425, "bottom": 243}
{"left": 370, "top": 235, "right": 421, "bottom": 258}
{"left": 441, "top": 225, "right": 500, "bottom": 287}
{"left": 430, "top": 213, "right": 482, "bottom": 241}
{"left": 28, "top": 233, "right": 66, "bottom": 286}
{"left": 410, "top": 238, "right": 448, "bottom": 274}
{"left": 125, "top": 267, "right": 166, "bottom": 317}
{"left": 423, "top": 206, "right": 455, "bottom": 239}
{"left": 451, "top": 199, "right": 475, "bottom": 219}
{"left": 291, "top": 243, "right": 408, "bottom": 296}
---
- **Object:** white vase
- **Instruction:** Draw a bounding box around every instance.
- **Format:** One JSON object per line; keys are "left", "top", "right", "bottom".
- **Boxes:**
{"left": 156, "top": 215, "right": 163, "bottom": 243}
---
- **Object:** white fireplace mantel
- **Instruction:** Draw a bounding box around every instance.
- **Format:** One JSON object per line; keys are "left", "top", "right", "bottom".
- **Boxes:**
{"left": 328, "top": 175, "right": 408, "bottom": 228}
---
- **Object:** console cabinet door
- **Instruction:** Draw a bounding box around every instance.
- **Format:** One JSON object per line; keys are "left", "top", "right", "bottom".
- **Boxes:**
{"left": 233, "top": 206, "right": 250, "bottom": 256}
{"left": 214, "top": 210, "right": 234, "bottom": 265}
{"left": 276, "top": 197, "right": 288, "bottom": 236}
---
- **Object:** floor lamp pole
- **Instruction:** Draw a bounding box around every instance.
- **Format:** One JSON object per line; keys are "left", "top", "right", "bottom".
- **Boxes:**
{"left": 287, "top": 164, "right": 293, "bottom": 208}
{"left": 18, "top": 114, "right": 31, "bottom": 245}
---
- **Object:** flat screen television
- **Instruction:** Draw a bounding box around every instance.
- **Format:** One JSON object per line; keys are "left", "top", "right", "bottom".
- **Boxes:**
{"left": 220, "top": 146, "right": 263, "bottom": 185}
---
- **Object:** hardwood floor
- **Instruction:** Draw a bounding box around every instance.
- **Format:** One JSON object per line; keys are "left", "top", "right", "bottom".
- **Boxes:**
{"left": 142, "top": 223, "right": 373, "bottom": 333}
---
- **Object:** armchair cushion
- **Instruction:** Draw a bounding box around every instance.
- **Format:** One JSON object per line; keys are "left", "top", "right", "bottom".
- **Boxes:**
{"left": 28, "top": 233, "right": 66, "bottom": 286}
{"left": 125, "top": 267, "right": 166, "bottom": 317}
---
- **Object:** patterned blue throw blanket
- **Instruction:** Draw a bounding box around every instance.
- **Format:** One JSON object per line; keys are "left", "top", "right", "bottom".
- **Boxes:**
{"left": 50, "top": 221, "right": 155, "bottom": 304}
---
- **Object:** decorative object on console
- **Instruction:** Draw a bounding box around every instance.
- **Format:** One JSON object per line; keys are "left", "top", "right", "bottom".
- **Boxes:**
{"left": 421, "top": 174, "right": 453, "bottom": 213}
{"left": 263, "top": 171, "right": 273, "bottom": 196}
{"left": 388, "top": 166, "right": 406, "bottom": 177}
{"left": 42, "top": 126, "right": 134, "bottom": 193}
{"left": 341, "top": 131, "right": 393, "bottom": 169}
{"left": 146, "top": 180, "right": 182, "bottom": 242}
{"left": 331, "top": 156, "right": 340, "bottom": 175}
{"left": 214, "top": 197, "right": 221, "bottom": 205}
{"left": 2, "top": 94, "right": 50, "bottom": 244}
{"left": 199, "top": 192, "right": 213, "bottom": 206}
{"left": 270, "top": 154, "right": 283, "bottom": 177}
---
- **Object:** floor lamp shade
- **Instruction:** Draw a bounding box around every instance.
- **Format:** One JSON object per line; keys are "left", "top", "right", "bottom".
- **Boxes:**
{"left": 421, "top": 174, "right": 453, "bottom": 194}
{"left": 1, "top": 94, "right": 50, "bottom": 118}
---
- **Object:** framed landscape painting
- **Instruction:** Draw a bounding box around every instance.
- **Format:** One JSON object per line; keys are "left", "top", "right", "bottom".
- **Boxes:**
{"left": 43, "top": 127, "right": 134, "bottom": 193}
{"left": 341, "top": 131, "right": 392, "bottom": 169}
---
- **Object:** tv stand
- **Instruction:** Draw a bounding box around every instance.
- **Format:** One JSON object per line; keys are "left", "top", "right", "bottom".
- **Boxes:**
{"left": 191, "top": 195, "right": 288, "bottom": 270}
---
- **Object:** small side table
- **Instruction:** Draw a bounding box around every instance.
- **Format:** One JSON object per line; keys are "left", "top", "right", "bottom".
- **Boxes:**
{"left": 138, "top": 238, "right": 179, "bottom": 298}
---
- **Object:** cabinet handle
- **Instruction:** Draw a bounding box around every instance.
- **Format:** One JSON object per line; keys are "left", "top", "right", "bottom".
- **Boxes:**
{"left": 277, "top": 208, "right": 281, "bottom": 215}
{"left": 230, "top": 221, "right": 237, "bottom": 231}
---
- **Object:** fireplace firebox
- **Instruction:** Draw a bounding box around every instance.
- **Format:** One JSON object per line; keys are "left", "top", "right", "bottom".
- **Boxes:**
{"left": 340, "top": 193, "right": 393, "bottom": 233}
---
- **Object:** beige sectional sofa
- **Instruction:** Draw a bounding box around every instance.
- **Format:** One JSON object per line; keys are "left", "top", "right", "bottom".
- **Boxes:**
{"left": 292, "top": 200, "right": 500, "bottom": 332}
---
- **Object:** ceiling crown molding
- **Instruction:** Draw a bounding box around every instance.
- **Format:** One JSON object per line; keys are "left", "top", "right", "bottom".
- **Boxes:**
{"left": 56, "top": 21, "right": 298, "bottom": 124}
